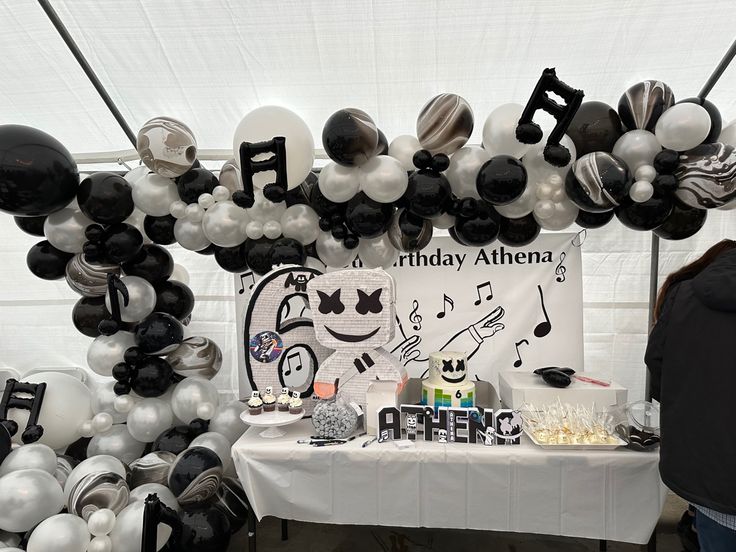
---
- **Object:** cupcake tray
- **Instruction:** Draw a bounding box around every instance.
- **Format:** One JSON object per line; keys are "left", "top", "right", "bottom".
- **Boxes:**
{"left": 524, "top": 429, "right": 626, "bottom": 450}
{"left": 240, "top": 409, "right": 304, "bottom": 438}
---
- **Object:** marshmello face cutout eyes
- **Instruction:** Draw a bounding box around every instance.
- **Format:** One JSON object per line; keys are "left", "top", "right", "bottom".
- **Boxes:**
{"left": 317, "top": 290, "right": 344, "bottom": 314}
{"left": 433, "top": 355, "right": 468, "bottom": 384}
{"left": 356, "top": 289, "right": 383, "bottom": 315}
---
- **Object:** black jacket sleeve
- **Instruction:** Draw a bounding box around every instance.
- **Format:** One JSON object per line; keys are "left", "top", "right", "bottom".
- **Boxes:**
{"left": 645, "top": 283, "right": 680, "bottom": 402}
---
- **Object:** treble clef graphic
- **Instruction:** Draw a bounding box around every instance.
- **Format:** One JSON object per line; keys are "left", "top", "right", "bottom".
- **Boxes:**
{"left": 555, "top": 251, "right": 567, "bottom": 283}
{"left": 408, "top": 299, "right": 422, "bottom": 331}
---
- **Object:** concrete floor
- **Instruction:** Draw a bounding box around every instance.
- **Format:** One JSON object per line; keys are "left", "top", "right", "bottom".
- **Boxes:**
{"left": 228, "top": 492, "right": 688, "bottom": 551}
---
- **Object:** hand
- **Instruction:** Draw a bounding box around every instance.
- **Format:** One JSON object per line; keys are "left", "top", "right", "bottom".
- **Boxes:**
{"left": 472, "top": 306, "right": 505, "bottom": 339}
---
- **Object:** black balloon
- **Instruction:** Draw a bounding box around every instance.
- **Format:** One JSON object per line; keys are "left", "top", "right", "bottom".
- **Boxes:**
{"left": 14, "top": 215, "right": 46, "bottom": 236}
{"left": 345, "top": 192, "right": 394, "bottom": 238}
{"left": 322, "top": 108, "right": 378, "bottom": 166}
{"left": 77, "top": 173, "right": 134, "bottom": 224}
{"left": 131, "top": 356, "right": 173, "bottom": 397}
{"left": 155, "top": 280, "right": 195, "bottom": 321}
{"left": 122, "top": 244, "right": 174, "bottom": 284}
{"left": 214, "top": 243, "right": 249, "bottom": 273}
{"left": 404, "top": 169, "right": 452, "bottom": 218}
{"left": 0, "top": 124, "right": 79, "bottom": 216}
{"left": 195, "top": 244, "right": 219, "bottom": 256}
{"left": 498, "top": 214, "right": 540, "bottom": 246}
{"left": 476, "top": 155, "right": 527, "bottom": 205}
{"left": 0, "top": 424, "right": 11, "bottom": 465}
{"left": 153, "top": 425, "right": 194, "bottom": 455}
{"left": 144, "top": 215, "right": 177, "bottom": 245}
{"left": 135, "top": 312, "right": 184, "bottom": 355}
{"left": 171, "top": 505, "right": 231, "bottom": 552}
{"left": 102, "top": 223, "right": 144, "bottom": 263}
{"left": 653, "top": 149, "right": 679, "bottom": 174}
{"left": 176, "top": 168, "right": 219, "bottom": 204}
{"left": 453, "top": 206, "right": 501, "bottom": 246}
{"left": 615, "top": 189, "right": 674, "bottom": 231}
{"left": 575, "top": 209, "right": 614, "bottom": 229}
{"left": 213, "top": 478, "right": 249, "bottom": 534}
{"left": 26, "top": 240, "right": 73, "bottom": 280}
{"left": 375, "top": 129, "right": 389, "bottom": 156}
{"left": 168, "top": 446, "right": 222, "bottom": 501}
{"left": 567, "top": 101, "right": 623, "bottom": 156}
{"left": 678, "top": 97, "right": 722, "bottom": 144}
{"left": 244, "top": 238, "right": 275, "bottom": 275}
{"left": 285, "top": 172, "right": 317, "bottom": 207}
{"left": 72, "top": 296, "right": 110, "bottom": 337}
{"left": 270, "top": 237, "right": 306, "bottom": 266}
{"left": 310, "top": 182, "right": 346, "bottom": 219}
{"left": 654, "top": 199, "right": 708, "bottom": 240}
{"left": 652, "top": 174, "right": 678, "bottom": 195}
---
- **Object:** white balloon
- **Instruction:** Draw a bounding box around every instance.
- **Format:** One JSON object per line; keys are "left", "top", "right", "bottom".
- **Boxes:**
{"left": 105, "top": 276, "right": 155, "bottom": 323}
{"left": 388, "top": 134, "right": 421, "bottom": 172}
{"left": 432, "top": 212, "right": 455, "bottom": 230}
{"left": 208, "top": 400, "right": 248, "bottom": 445}
{"left": 315, "top": 230, "right": 358, "bottom": 268}
{"left": 262, "top": 220, "right": 283, "bottom": 240}
{"left": 612, "top": 130, "right": 662, "bottom": 173}
{"left": 170, "top": 264, "right": 190, "bottom": 285}
{"left": 201, "top": 200, "right": 249, "bottom": 247}
{"left": 87, "top": 535, "right": 112, "bottom": 552}
{"left": 126, "top": 399, "right": 174, "bottom": 443}
{"left": 233, "top": 106, "right": 314, "bottom": 189}
{"left": 212, "top": 185, "right": 231, "bottom": 202}
{"left": 495, "top": 182, "right": 537, "bottom": 219}
{"left": 87, "top": 508, "right": 116, "bottom": 537}
{"left": 197, "top": 402, "right": 216, "bottom": 420}
{"left": 109, "top": 500, "right": 171, "bottom": 552}
{"left": 197, "top": 193, "right": 215, "bottom": 209}
{"left": 0, "top": 469, "right": 64, "bottom": 532}
{"left": 533, "top": 199, "right": 555, "bottom": 220}
{"left": 281, "top": 204, "right": 320, "bottom": 245}
{"left": 522, "top": 133, "right": 577, "bottom": 180}
{"left": 245, "top": 220, "right": 264, "bottom": 240}
{"left": 78, "top": 421, "right": 94, "bottom": 439}
{"left": 170, "top": 378, "right": 219, "bottom": 424}
{"left": 91, "top": 412, "right": 114, "bottom": 434}
{"left": 86, "top": 331, "right": 136, "bottom": 376}
{"left": 359, "top": 155, "right": 408, "bottom": 203}
{"left": 113, "top": 395, "right": 135, "bottom": 414}
{"left": 358, "top": 234, "right": 399, "bottom": 269}
{"left": 318, "top": 162, "right": 361, "bottom": 203}
{"left": 534, "top": 199, "right": 579, "bottom": 231}
{"left": 123, "top": 208, "right": 146, "bottom": 232}
{"left": 0, "top": 443, "right": 57, "bottom": 476}
{"left": 185, "top": 204, "right": 205, "bottom": 223}
{"left": 87, "top": 426, "right": 145, "bottom": 465}
{"left": 535, "top": 182, "right": 555, "bottom": 201}
{"left": 174, "top": 218, "right": 211, "bottom": 251}
{"left": 26, "top": 513, "right": 89, "bottom": 552}
{"left": 218, "top": 159, "right": 242, "bottom": 194}
{"left": 44, "top": 208, "right": 94, "bottom": 253}
{"left": 482, "top": 103, "right": 532, "bottom": 158}
{"left": 246, "top": 189, "right": 287, "bottom": 224}
{"left": 630, "top": 180, "right": 655, "bottom": 203}
{"left": 132, "top": 174, "right": 180, "bottom": 217}
{"left": 92, "top": 381, "right": 128, "bottom": 424}
{"left": 445, "top": 146, "right": 490, "bottom": 199}
{"left": 634, "top": 164, "right": 657, "bottom": 183}
{"left": 190, "top": 432, "right": 233, "bottom": 472}
{"left": 128, "top": 483, "right": 179, "bottom": 512}
{"left": 169, "top": 200, "right": 187, "bottom": 219}
{"left": 655, "top": 103, "right": 711, "bottom": 151}
{"left": 124, "top": 166, "right": 150, "bottom": 186}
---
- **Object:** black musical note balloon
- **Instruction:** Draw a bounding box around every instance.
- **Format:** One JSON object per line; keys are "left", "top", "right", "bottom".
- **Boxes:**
{"left": 533, "top": 285, "right": 552, "bottom": 338}
{"left": 235, "top": 136, "right": 289, "bottom": 207}
{"left": 0, "top": 379, "right": 47, "bottom": 444}
{"left": 555, "top": 252, "right": 567, "bottom": 283}
{"left": 473, "top": 281, "right": 493, "bottom": 306}
{"left": 142, "top": 494, "right": 180, "bottom": 552}
{"left": 436, "top": 294, "right": 455, "bottom": 319}
{"left": 409, "top": 299, "right": 423, "bottom": 331}
{"left": 513, "top": 339, "right": 529, "bottom": 368}
{"left": 516, "top": 68, "right": 584, "bottom": 167}
{"left": 99, "top": 274, "right": 129, "bottom": 336}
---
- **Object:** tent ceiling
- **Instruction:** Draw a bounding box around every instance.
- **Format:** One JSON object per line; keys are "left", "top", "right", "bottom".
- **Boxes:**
{"left": 2, "top": 0, "right": 736, "bottom": 160}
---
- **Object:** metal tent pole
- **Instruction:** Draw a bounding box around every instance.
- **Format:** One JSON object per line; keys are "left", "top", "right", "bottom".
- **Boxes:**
{"left": 37, "top": 0, "right": 138, "bottom": 148}
{"left": 698, "top": 38, "right": 736, "bottom": 100}
{"left": 645, "top": 234, "right": 660, "bottom": 402}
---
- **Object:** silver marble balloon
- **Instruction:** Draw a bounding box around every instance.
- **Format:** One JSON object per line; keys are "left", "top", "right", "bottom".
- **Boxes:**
{"left": 129, "top": 451, "right": 176, "bottom": 488}
{"left": 675, "top": 142, "right": 736, "bottom": 209}
{"left": 54, "top": 455, "right": 77, "bottom": 488}
{"left": 65, "top": 254, "right": 120, "bottom": 297}
{"left": 67, "top": 471, "right": 129, "bottom": 520}
{"left": 416, "top": 93, "right": 474, "bottom": 155}
{"left": 136, "top": 116, "right": 197, "bottom": 178}
{"left": 166, "top": 336, "right": 223, "bottom": 379}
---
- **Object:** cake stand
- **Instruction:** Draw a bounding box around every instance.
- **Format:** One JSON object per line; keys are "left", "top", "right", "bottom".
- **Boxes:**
{"left": 240, "top": 409, "right": 304, "bottom": 438}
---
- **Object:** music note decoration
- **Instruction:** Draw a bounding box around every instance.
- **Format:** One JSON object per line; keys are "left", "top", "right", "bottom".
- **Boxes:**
{"left": 513, "top": 339, "right": 529, "bottom": 368}
{"left": 555, "top": 252, "right": 567, "bottom": 283}
{"left": 142, "top": 494, "right": 179, "bottom": 552}
{"left": 533, "top": 285, "right": 552, "bottom": 338}
{"left": 238, "top": 271, "right": 256, "bottom": 294}
{"left": 98, "top": 273, "right": 129, "bottom": 336}
{"left": 235, "top": 136, "right": 289, "bottom": 207}
{"left": 436, "top": 293, "right": 455, "bottom": 319}
{"left": 284, "top": 351, "right": 303, "bottom": 377}
{"left": 515, "top": 68, "right": 584, "bottom": 168}
{"left": 0, "top": 379, "right": 47, "bottom": 444}
{"left": 473, "top": 281, "right": 493, "bottom": 306}
{"left": 409, "top": 299, "right": 423, "bottom": 331}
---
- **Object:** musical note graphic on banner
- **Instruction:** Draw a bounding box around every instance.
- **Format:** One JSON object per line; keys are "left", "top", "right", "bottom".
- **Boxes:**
{"left": 513, "top": 339, "right": 529, "bottom": 368}
{"left": 284, "top": 351, "right": 303, "bottom": 377}
{"left": 473, "top": 281, "right": 494, "bottom": 306}
{"left": 436, "top": 294, "right": 455, "bottom": 319}
{"left": 409, "top": 300, "right": 423, "bottom": 331}
{"left": 533, "top": 285, "right": 552, "bottom": 338}
{"left": 238, "top": 272, "right": 255, "bottom": 294}
{"left": 555, "top": 252, "right": 567, "bottom": 283}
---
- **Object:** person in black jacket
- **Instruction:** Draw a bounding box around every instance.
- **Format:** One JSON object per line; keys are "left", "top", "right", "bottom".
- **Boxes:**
{"left": 646, "top": 239, "right": 736, "bottom": 552}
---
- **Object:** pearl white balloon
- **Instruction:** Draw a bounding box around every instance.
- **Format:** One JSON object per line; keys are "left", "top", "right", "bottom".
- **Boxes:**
{"left": 113, "top": 395, "right": 135, "bottom": 414}
{"left": 233, "top": 106, "right": 314, "bottom": 189}
{"left": 126, "top": 399, "right": 174, "bottom": 443}
{"left": 0, "top": 469, "right": 64, "bottom": 532}
{"left": 44, "top": 208, "right": 94, "bottom": 253}
{"left": 105, "top": 276, "right": 155, "bottom": 323}
{"left": 63, "top": 455, "right": 126, "bottom": 504}
{"left": 196, "top": 403, "right": 216, "bottom": 420}
{"left": 174, "top": 218, "right": 211, "bottom": 251}
{"left": 170, "top": 264, "right": 190, "bottom": 286}
{"left": 190, "top": 432, "right": 233, "bottom": 472}
{"left": 634, "top": 164, "right": 657, "bottom": 183}
{"left": 431, "top": 212, "right": 455, "bottom": 230}
{"left": 132, "top": 173, "right": 180, "bottom": 217}
{"left": 245, "top": 220, "right": 264, "bottom": 240}
{"left": 87, "top": 508, "right": 116, "bottom": 537}
{"left": 522, "top": 133, "right": 577, "bottom": 180}
{"left": 198, "top": 193, "right": 215, "bottom": 209}
{"left": 551, "top": 188, "right": 567, "bottom": 203}
{"left": 0, "top": 443, "right": 57, "bottom": 477}
{"left": 630, "top": 180, "right": 655, "bottom": 203}
{"left": 445, "top": 146, "right": 490, "bottom": 199}
{"left": 87, "top": 535, "right": 112, "bottom": 552}
{"left": 495, "top": 182, "right": 537, "bottom": 219}
{"left": 110, "top": 500, "right": 171, "bottom": 552}
{"left": 128, "top": 483, "right": 179, "bottom": 512}
{"left": 388, "top": 134, "right": 421, "bottom": 172}
{"left": 79, "top": 421, "right": 94, "bottom": 439}
{"left": 533, "top": 199, "right": 555, "bottom": 220}
{"left": 482, "top": 103, "right": 532, "bottom": 158}
{"left": 535, "top": 182, "right": 554, "bottom": 201}
{"left": 169, "top": 200, "right": 187, "bottom": 219}
{"left": 281, "top": 204, "right": 320, "bottom": 245}
{"left": 87, "top": 425, "right": 145, "bottom": 465}
{"left": 124, "top": 166, "right": 150, "bottom": 186}
{"left": 91, "top": 412, "right": 114, "bottom": 434}
{"left": 201, "top": 200, "right": 249, "bottom": 247}
{"left": 218, "top": 159, "right": 242, "bottom": 194}
{"left": 358, "top": 234, "right": 399, "bottom": 269}
{"left": 655, "top": 103, "right": 711, "bottom": 151}
{"left": 92, "top": 381, "right": 127, "bottom": 424}
{"left": 359, "top": 155, "right": 408, "bottom": 203}
{"left": 318, "top": 162, "right": 361, "bottom": 203}
{"left": 185, "top": 204, "right": 204, "bottom": 223}
{"left": 0, "top": 529, "right": 21, "bottom": 547}
{"left": 209, "top": 400, "right": 248, "bottom": 445}
{"left": 315, "top": 230, "right": 358, "bottom": 268}
{"left": 26, "top": 513, "right": 89, "bottom": 552}
{"left": 212, "top": 185, "right": 231, "bottom": 202}
{"left": 86, "top": 331, "right": 136, "bottom": 376}
{"left": 246, "top": 189, "right": 287, "bottom": 224}
{"left": 263, "top": 220, "right": 282, "bottom": 239}
{"left": 534, "top": 199, "right": 579, "bottom": 231}
{"left": 612, "top": 130, "right": 662, "bottom": 173}
{"left": 170, "top": 378, "right": 219, "bottom": 424}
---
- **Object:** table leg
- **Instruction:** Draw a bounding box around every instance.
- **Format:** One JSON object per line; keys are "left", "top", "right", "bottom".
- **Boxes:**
{"left": 247, "top": 507, "right": 257, "bottom": 552}
{"left": 647, "top": 530, "right": 657, "bottom": 552}
{"left": 281, "top": 519, "right": 289, "bottom": 541}
{"left": 598, "top": 540, "right": 607, "bottom": 551}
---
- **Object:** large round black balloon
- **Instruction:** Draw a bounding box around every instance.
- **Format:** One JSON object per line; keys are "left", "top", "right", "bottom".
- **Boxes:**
{"left": 453, "top": 206, "right": 501, "bottom": 246}
{"left": 476, "top": 155, "right": 527, "bottom": 205}
{"left": 285, "top": 172, "right": 317, "bottom": 207}
{"left": 345, "top": 192, "right": 394, "bottom": 238}
{"left": 152, "top": 425, "right": 194, "bottom": 455}
{"left": 135, "top": 312, "right": 184, "bottom": 355}
{"left": 213, "top": 478, "right": 249, "bottom": 535}
{"left": 172, "top": 505, "right": 231, "bottom": 552}
{"left": 14, "top": 215, "right": 46, "bottom": 236}
{"left": 270, "top": 237, "right": 306, "bottom": 266}
{"left": 144, "top": 215, "right": 177, "bottom": 245}
{"left": 0, "top": 424, "right": 11, "bottom": 465}
{"left": 244, "top": 238, "right": 275, "bottom": 275}
{"left": 176, "top": 168, "right": 219, "bottom": 204}
{"left": 654, "top": 199, "right": 708, "bottom": 240}
{"left": 567, "top": 101, "right": 623, "bottom": 156}
{"left": 155, "top": 280, "right": 195, "bottom": 321}
{"left": 168, "top": 446, "right": 223, "bottom": 504}
{"left": 77, "top": 173, "right": 134, "bottom": 225}
{"left": 497, "top": 214, "right": 540, "bottom": 246}
{"left": 375, "top": 129, "right": 389, "bottom": 156}
{"left": 122, "top": 244, "right": 173, "bottom": 284}
{"left": 0, "top": 124, "right": 79, "bottom": 216}
{"left": 322, "top": 108, "right": 379, "bottom": 166}
{"left": 195, "top": 244, "right": 219, "bottom": 256}
{"left": 131, "top": 356, "right": 173, "bottom": 397}
{"left": 404, "top": 169, "right": 452, "bottom": 218}
{"left": 103, "top": 223, "right": 144, "bottom": 263}
{"left": 72, "top": 296, "right": 110, "bottom": 337}
{"left": 26, "top": 240, "right": 73, "bottom": 280}
{"left": 310, "top": 182, "right": 346, "bottom": 218}
{"left": 214, "top": 243, "right": 249, "bottom": 273}
{"left": 615, "top": 189, "right": 674, "bottom": 231}
{"left": 575, "top": 209, "right": 615, "bottom": 229}
{"left": 677, "top": 97, "right": 722, "bottom": 144}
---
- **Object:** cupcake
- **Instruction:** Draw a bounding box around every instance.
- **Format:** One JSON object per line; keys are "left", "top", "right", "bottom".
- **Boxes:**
{"left": 277, "top": 389, "right": 291, "bottom": 412}
{"left": 262, "top": 389, "right": 276, "bottom": 412}
{"left": 289, "top": 396, "right": 303, "bottom": 415}
{"left": 247, "top": 394, "right": 263, "bottom": 415}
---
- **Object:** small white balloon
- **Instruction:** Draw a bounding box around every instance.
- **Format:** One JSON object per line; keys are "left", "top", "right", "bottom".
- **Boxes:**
{"left": 655, "top": 103, "right": 711, "bottom": 151}
{"left": 315, "top": 230, "right": 358, "bottom": 268}
{"left": 535, "top": 199, "right": 579, "bottom": 231}
{"left": 212, "top": 185, "right": 231, "bottom": 202}
{"left": 87, "top": 535, "right": 112, "bottom": 552}
{"left": 26, "top": 513, "right": 89, "bottom": 552}
{"left": 169, "top": 200, "right": 187, "bottom": 219}
{"left": 551, "top": 188, "right": 567, "bottom": 203}
{"left": 0, "top": 443, "right": 57, "bottom": 477}
{"left": 535, "top": 182, "right": 554, "bottom": 201}
{"left": 245, "top": 220, "right": 264, "bottom": 240}
{"left": 358, "top": 234, "right": 399, "bottom": 269}
{"left": 246, "top": 189, "right": 287, "bottom": 224}
{"left": 174, "top": 218, "right": 211, "bottom": 251}
{"left": 388, "top": 135, "right": 422, "bottom": 172}
{"left": 113, "top": 395, "right": 135, "bottom": 414}
{"left": 547, "top": 174, "right": 564, "bottom": 190}
{"left": 92, "top": 412, "right": 114, "bottom": 434}
{"left": 630, "top": 180, "right": 655, "bottom": 203}
{"left": 281, "top": 204, "right": 320, "bottom": 245}
{"left": 197, "top": 403, "right": 216, "bottom": 420}
{"left": 78, "top": 420, "right": 94, "bottom": 439}
{"left": 132, "top": 174, "right": 180, "bottom": 217}
{"left": 185, "top": 203, "right": 204, "bottom": 223}
{"left": 105, "top": 277, "right": 155, "bottom": 323}
{"left": 262, "top": 220, "right": 282, "bottom": 239}
{"left": 533, "top": 199, "right": 556, "bottom": 220}
{"left": 634, "top": 164, "right": 657, "bottom": 183}
{"left": 612, "top": 130, "right": 662, "bottom": 173}
{"left": 44, "top": 208, "right": 94, "bottom": 254}
{"left": 318, "top": 162, "right": 361, "bottom": 203}
{"left": 170, "top": 263, "right": 190, "bottom": 285}
{"left": 483, "top": 103, "right": 532, "bottom": 158}
{"left": 197, "top": 193, "right": 215, "bottom": 209}
{"left": 86, "top": 331, "right": 137, "bottom": 377}
{"left": 87, "top": 508, "right": 116, "bottom": 537}
{"left": 359, "top": 155, "right": 408, "bottom": 203}
{"left": 91, "top": 381, "right": 127, "bottom": 424}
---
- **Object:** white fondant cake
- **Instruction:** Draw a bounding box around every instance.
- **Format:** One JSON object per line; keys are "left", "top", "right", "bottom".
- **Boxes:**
{"left": 422, "top": 351, "right": 475, "bottom": 408}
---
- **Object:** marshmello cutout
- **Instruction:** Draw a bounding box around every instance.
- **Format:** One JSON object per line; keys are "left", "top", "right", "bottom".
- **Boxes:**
{"left": 308, "top": 269, "right": 408, "bottom": 408}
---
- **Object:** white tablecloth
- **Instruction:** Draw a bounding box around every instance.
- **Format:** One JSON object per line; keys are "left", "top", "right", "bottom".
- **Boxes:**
{"left": 232, "top": 420, "right": 666, "bottom": 544}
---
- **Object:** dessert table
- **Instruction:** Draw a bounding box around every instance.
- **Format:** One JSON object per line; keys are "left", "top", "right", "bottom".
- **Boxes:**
{"left": 232, "top": 419, "right": 666, "bottom": 550}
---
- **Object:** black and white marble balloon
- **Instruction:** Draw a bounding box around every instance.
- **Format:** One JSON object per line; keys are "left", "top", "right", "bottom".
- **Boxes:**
{"left": 168, "top": 446, "right": 223, "bottom": 506}
{"left": 65, "top": 254, "right": 120, "bottom": 297}
{"left": 67, "top": 471, "right": 130, "bottom": 520}
{"left": 322, "top": 108, "right": 379, "bottom": 167}
{"left": 618, "top": 80, "right": 675, "bottom": 132}
{"left": 166, "top": 336, "right": 223, "bottom": 379}
{"left": 675, "top": 142, "right": 736, "bottom": 209}
{"left": 565, "top": 152, "right": 632, "bottom": 212}
{"left": 129, "top": 451, "right": 176, "bottom": 488}
{"left": 416, "top": 93, "right": 474, "bottom": 155}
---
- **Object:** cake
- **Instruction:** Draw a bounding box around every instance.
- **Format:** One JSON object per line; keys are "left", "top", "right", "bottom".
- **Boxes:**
{"left": 262, "top": 387, "right": 276, "bottom": 412}
{"left": 277, "top": 388, "right": 291, "bottom": 412}
{"left": 247, "top": 392, "right": 263, "bottom": 415}
{"left": 421, "top": 351, "right": 475, "bottom": 408}
{"left": 289, "top": 395, "right": 303, "bottom": 415}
